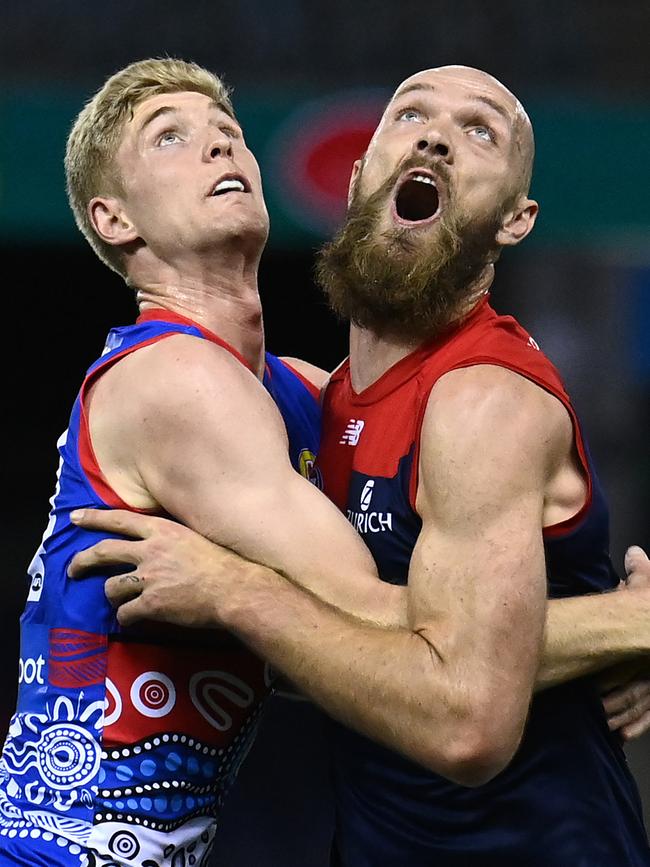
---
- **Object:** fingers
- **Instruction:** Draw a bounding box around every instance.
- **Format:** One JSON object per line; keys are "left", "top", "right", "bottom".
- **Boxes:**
{"left": 105, "top": 573, "right": 145, "bottom": 606}
{"left": 603, "top": 679, "right": 650, "bottom": 732}
{"left": 67, "top": 539, "right": 144, "bottom": 578}
{"left": 621, "top": 710, "right": 650, "bottom": 741}
{"left": 624, "top": 545, "right": 650, "bottom": 578}
{"left": 70, "top": 508, "right": 158, "bottom": 540}
{"left": 115, "top": 597, "right": 148, "bottom": 628}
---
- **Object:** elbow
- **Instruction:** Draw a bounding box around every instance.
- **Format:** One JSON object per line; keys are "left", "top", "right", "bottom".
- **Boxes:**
{"left": 419, "top": 712, "right": 525, "bottom": 787}
{"left": 440, "top": 731, "right": 516, "bottom": 787}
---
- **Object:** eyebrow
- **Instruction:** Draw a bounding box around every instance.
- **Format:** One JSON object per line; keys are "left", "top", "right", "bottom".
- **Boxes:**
{"left": 135, "top": 101, "right": 237, "bottom": 138}
{"left": 469, "top": 95, "right": 511, "bottom": 126}
{"left": 136, "top": 105, "right": 178, "bottom": 137}
{"left": 393, "top": 82, "right": 436, "bottom": 100}
{"left": 393, "top": 83, "right": 512, "bottom": 127}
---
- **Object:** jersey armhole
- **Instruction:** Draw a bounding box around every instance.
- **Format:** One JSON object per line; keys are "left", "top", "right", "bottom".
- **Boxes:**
{"left": 77, "top": 336, "right": 168, "bottom": 512}
{"left": 407, "top": 359, "right": 594, "bottom": 536}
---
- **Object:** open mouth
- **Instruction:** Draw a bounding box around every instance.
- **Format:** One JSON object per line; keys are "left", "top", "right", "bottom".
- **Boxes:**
{"left": 210, "top": 174, "right": 250, "bottom": 197}
{"left": 393, "top": 173, "right": 441, "bottom": 225}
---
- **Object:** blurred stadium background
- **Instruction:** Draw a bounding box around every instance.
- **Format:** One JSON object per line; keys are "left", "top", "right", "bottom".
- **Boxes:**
{"left": 1, "top": 2, "right": 648, "bottom": 863}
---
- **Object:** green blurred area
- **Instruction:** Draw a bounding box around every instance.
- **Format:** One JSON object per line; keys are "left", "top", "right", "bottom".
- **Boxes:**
{"left": 1, "top": 87, "right": 648, "bottom": 247}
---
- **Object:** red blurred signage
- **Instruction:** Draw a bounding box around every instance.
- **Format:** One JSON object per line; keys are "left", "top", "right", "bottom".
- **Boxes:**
{"left": 266, "top": 89, "right": 389, "bottom": 234}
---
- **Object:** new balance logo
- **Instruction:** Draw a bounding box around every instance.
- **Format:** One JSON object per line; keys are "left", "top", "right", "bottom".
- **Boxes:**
{"left": 339, "top": 419, "right": 365, "bottom": 446}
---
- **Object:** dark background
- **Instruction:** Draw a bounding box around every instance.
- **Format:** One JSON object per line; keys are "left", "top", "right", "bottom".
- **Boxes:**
{"left": 1, "top": 2, "right": 649, "bottom": 863}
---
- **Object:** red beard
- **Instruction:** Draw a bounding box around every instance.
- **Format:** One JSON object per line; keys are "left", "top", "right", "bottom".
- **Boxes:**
{"left": 316, "top": 157, "right": 502, "bottom": 342}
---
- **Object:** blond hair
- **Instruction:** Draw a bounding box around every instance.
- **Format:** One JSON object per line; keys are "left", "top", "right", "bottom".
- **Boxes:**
{"left": 65, "top": 57, "right": 234, "bottom": 277}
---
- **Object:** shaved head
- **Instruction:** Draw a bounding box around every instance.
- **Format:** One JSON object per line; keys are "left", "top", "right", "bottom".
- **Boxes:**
{"left": 389, "top": 65, "right": 535, "bottom": 197}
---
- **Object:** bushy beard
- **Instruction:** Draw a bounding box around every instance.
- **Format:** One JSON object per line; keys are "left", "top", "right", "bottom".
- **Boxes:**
{"left": 316, "top": 157, "right": 503, "bottom": 342}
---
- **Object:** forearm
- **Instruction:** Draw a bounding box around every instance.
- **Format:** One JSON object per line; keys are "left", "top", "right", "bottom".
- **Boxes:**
{"left": 280, "top": 565, "right": 407, "bottom": 629}
{"left": 538, "top": 590, "right": 650, "bottom": 691}
{"left": 217, "top": 563, "right": 525, "bottom": 783}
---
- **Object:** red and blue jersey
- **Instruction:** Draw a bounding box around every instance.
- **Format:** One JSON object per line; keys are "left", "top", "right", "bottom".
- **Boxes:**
{"left": 317, "top": 297, "right": 650, "bottom": 866}
{"left": 0, "top": 309, "right": 320, "bottom": 865}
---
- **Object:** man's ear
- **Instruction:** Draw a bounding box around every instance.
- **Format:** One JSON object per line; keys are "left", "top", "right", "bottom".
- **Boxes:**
{"left": 88, "top": 196, "right": 139, "bottom": 246}
{"left": 496, "top": 197, "right": 539, "bottom": 247}
{"left": 347, "top": 159, "right": 363, "bottom": 208}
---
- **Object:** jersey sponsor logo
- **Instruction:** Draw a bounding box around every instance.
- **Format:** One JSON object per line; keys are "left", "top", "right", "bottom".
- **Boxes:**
{"left": 27, "top": 571, "right": 43, "bottom": 602}
{"left": 18, "top": 654, "right": 46, "bottom": 685}
{"left": 339, "top": 419, "right": 365, "bottom": 446}
{"left": 347, "top": 479, "right": 393, "bottom": 534}
{"left": 359, "top": 479, "right": 375, "bottom": 511}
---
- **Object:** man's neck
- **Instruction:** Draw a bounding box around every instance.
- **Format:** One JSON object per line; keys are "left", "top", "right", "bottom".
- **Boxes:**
{"left": 348, "top": 271, "right": 493, "bottom": 394}
{"left": 348, "top": 327, "right": 421, "bottom": 394}
{"left": 132, "top": 254, "right": 266, "bottom": 378}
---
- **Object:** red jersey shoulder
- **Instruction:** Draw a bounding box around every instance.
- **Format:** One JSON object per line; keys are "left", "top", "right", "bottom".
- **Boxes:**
{"left": 424, "top": 301, "right": 570, "bottom": 403}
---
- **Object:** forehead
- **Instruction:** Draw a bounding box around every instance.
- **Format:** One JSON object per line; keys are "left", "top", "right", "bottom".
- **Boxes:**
{"left": 128, "top": 90, "right": 226, "bottom": 128}
{"left": 389, "top": 67, "right": 520, "bottom": 120}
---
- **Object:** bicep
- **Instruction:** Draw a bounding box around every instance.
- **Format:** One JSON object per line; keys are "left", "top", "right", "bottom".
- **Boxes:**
{"left": 134, "top": 346, "right": 379, "bottom": 607}
{"left": 408, "top": 367, "right": 555, "bottom": 634}
{"left": 408, "top": 496, "right": 547, "bottom": 632}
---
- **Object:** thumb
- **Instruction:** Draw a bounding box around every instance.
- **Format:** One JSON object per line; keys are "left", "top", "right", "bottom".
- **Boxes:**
{"left": 625, "top": 545, "right": 649, "bottom": 577}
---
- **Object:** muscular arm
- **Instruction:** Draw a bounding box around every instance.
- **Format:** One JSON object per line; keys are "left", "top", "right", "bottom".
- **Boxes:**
{"left": 82, "top": 341, "right": 650, "bottom": 708}
{"left": 219, "top": 366, "right": 554, "bottom": 781}
{"left": 271, "top": 363, "right": 650, "bottom": 695}
{"left": 539, "top": 591, "right": 650, "bottom": 690}
{"left": 89, "top": 335, "right": 403, "bottom": 627}
{"left": 89, "top": 360, "right": 560, "bottom": 783}
{"left": 539, "top": 544, "right": 650, "bottom": 691}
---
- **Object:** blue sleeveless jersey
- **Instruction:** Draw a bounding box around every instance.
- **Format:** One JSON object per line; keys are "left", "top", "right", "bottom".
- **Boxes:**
{"left": 317, "top": 298, "right": 650, "bottom": 867}
{"left": 0, "top": 310, "right": 320, "bottom": 865}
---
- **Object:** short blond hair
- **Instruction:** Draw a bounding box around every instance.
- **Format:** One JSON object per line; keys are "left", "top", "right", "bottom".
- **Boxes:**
{"left": 65, "top": 57, "right": 234, "bottom": 277}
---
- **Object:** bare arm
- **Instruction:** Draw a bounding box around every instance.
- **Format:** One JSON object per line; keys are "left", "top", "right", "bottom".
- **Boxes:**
{"left": 88, "top": 334, "right": 403, "bottom": 628}
{"left": 73, "top": 342, "right": 648, "bottom": 764}
{"left": 538, "top": 544, "right": 650, "bottom": 691}
{"left": 82, "top": 362, "right": 559, "bottom": 784}
{"left": 539, "top": 589, "right": 650, "bottom": 691}
{"left": 78, "top": 338, "right": 650, "bottom": 699}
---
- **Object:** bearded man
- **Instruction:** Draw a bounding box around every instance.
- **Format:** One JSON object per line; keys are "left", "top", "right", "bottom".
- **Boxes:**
{"left": 70, "top": 66, "right": 650, "bottom": 865}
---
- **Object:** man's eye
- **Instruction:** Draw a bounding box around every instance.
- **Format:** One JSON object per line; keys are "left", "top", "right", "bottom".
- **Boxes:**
{"left": 157, "top": 131, "right": 181, "bottom": 147}
{"left": 397, "top": 108, "right": 424, "bottom": 123}
{"left": 470, "top": 126, "right": 494, "bottom": 143}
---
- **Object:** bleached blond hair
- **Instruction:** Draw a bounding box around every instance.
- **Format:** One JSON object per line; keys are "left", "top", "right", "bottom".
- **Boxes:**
{"left": 65, "top": 57, "right": 234, "bottom": 276}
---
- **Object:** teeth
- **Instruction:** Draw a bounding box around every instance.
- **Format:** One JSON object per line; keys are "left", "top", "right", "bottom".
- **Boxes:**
{"left": 213, "top": 178, "right": 245, "bottom": 195}
{"left": 412, "top": 175, "right": 436, "bottom": 186}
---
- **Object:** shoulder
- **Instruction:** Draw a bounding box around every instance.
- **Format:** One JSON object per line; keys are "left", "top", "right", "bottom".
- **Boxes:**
{"left": 133, "top": 332, "right": 260, "bottom": 392}
{"left": 428, "top": 363, "right": 570, "bottom": 429}
{"left": 102, "top": 332, "right": 281, "bottom": 433}
{"left": 279, "top": 356, "right": 331, "bottom": 391}
{"left": 421, "top": 364, "right": 573, "bottom": 482}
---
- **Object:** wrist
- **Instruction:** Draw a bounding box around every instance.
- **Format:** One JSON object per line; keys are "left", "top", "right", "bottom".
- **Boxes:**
{"left": 215, "top": 559, "right": 279, "bottom": 633}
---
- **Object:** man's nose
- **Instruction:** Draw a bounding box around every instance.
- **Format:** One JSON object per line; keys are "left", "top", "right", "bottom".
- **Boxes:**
{"left": 414, "top": 132, "right": 452, "bottom": 163}
{"left": 204, "top": 132, "right": 233, "bottom": 161}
